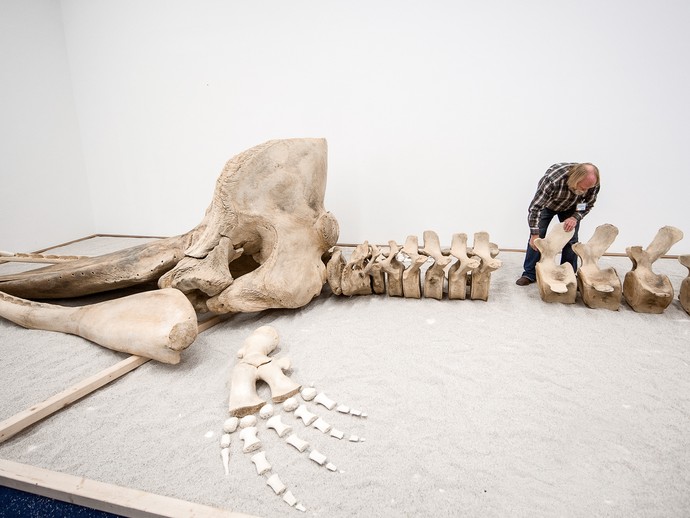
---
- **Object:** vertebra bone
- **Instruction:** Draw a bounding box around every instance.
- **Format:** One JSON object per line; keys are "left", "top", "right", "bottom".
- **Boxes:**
{"left": 266, "top": 474, "right": 286, "bottom": 495}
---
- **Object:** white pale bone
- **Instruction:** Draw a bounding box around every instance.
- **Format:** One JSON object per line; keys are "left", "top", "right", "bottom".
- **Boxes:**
{"left": 296, "top": 503, "right": 306, "bottom": 512}
{"left": 283, "top": 491, "right": 297, "bottom": 507}
{"left": 222, "top": 417, "right": 239, "bottom": 433}
{"left": 468, "top": 231, "right": 502, "bottom": 301}
{"left": 349, "top": 435, "right": 360, "bottom": 442}
{"left": 336, "top": 404, "right": 350, "bottom": 413}
{"left": 326, "top": 463, "right": 337, "bottom": 472}
{"left": 378, "top": 241, "right": 405, "bottom": 297}
{"left": 340, "top": 242, "right": 375, "bottom": 296}
{"left": 309, "top": 450, "right": 327, "bottom": 466}
{"left": 330, "top": 428, "right": 344, "bottom": 439}
{"left": 572, "top": 224, "right": 622, "bottom": 310}
{"left": 368, "top": 244, "right": 387, "bottom": 295}
{"left": 350, "top": 409, "right": 362, "bottom": 417}
{"left": 266, "top": 473, "right": 287, "bottom": 495}
{"left": 623, "top": 226, "right": 684, "bottom": 314}
{"left": 420, "top": 231, "right": 452, "bottom": 300}
{"left": 294, "top": 405, "right": 318, "bottom": 426}
{"left": 250, "top": 451, "right": 272, "bottom": 475}
{"left": 239, "top": 415, "right": 257, "bottom": 428}
{"left": 228, "top": 327, "right": 301, "bottom": 417}
{"left": 259, "top": 404, "right": 274, "bottom": 419}
{"left": 401, "top": 235, "right": 428, "bottom": 299}
{"left": 283, "top": 397, "right": 299, "bottom": 412}
{"left": 448, "top": 233, "right": 481, "bottom": 300}
{"left": 0, "top": 140, "right": 339, "bottom": 361}
{"left": 220, "top": 447, "right": 230, "bottom": 476}
{"left": 239, "top": 426, "right": 261, "bottom": 453}
{"left": 220, "top": 434, "right": 231, "bottom": 449}
{"left": 300, "top": 387, "right": 317, "bottom": 401}
{"left": 534, "top": 225, "right": 577, "bottom": 304}
{"left": 0, "top": 289, "right": 197, "bottom": 365}
{"left": 680, "top": 255, "right": 690, "bottom": 315}
{"left": 312, "top": 418, "right": 332, "bottom": 433}
{"left": 266, "top": 415, "right": 292, "bottom": 438}
{"left": 314, "top": 392, "right": 336, "bottom": 410}
{"left": 286, "top": 435, "right": 309, "bottom": 453}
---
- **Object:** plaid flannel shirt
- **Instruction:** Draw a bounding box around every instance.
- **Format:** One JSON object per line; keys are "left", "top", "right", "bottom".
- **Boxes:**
{"left": 527, "top": 163, "right": 599, "bottom": 234}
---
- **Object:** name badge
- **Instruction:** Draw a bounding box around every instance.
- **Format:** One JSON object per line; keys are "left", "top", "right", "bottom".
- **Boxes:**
{"left": 576, "top": 203, "right": 587, "bottom": 211}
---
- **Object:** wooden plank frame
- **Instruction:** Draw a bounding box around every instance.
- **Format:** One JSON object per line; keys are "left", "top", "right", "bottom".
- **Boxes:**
{"left": 0, "top": 459, "right": 258, "bottom": 518}
{"left": 0, "top": 236, "right": 237, "bottom": 516}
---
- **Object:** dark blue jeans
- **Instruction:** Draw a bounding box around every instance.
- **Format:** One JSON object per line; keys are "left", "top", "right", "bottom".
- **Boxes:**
{"left": 521, "top": 208, "right": 580, "bottom": 281}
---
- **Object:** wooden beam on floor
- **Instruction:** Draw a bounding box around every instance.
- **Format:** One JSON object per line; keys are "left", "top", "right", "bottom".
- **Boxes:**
{"left": 0, "top": 459, "right": 258, "bottom": 518}
{"left": 0, "top": 315, "right": 228, "bottom": 445}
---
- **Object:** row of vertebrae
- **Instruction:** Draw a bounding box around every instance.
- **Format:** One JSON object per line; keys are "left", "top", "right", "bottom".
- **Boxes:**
{"left": 326, "top": 230, "right": 502, "bottom": 301}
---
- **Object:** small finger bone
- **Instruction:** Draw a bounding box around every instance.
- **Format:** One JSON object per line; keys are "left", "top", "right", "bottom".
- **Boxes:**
{"left": 286, "top": 434, "right": 309, "bottom": 453}
{"left": 300, "top": 387, "right": 317, "bottom": 401}
{"left": 221, "top": 448, "right": 230, "bottom": 476}
{"left": 266, "top": 415, "right": 292, "bottom": 437}
{"left": 314, "top": 392, "right": 336, "bottom": 410}
{"left": 312, "top": 417, "right": 332, "bottom": 434}
{"left": 259, "top": 404, "right": 274, "bottom": 419}
{"left": 239, "top": 427, "right": 261, "bottom": 453}
{"left": 309, "top": 450, "right": 327, "bottom": 466}
{"left": 283, "top": 397, "right": 299, "bottom": 412}
{"left": 283, "top": 490, "right": 297, "bottom": 507}
{"left": 330, "top": 428, "right": 344, "bottom": 440}
{"left": 223, "top": 417, "right": 239, "bottom": 433}
{"left": 336, "top": 404, "right": 350, "bottom": 414}
{"left": 220, "top": 434, "right": 232, "bottom": 449}
{"left": 350, "top": 409, "right": 362, "bottom": 417}
{"left": 326, "top": 462, "right": 337, "bottom": 472}
{"left": 250, "top": 451, "right": 272, "bottom": 475}
{"left": 240, "top": 415, "right": 257, "bottom": 428}
{"left": 266, "top": 473, "right": 286, "bottom": 495}
{"left": 349, "top": 435, "right": 362, "bottom": 442}
{"left": 294, "top": 405, "right": 318, "bottom": 426}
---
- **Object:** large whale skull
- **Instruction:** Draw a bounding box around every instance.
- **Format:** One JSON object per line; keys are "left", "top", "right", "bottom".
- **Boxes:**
{"left": 0, "top": 138, "right": 339, "bottom": 361}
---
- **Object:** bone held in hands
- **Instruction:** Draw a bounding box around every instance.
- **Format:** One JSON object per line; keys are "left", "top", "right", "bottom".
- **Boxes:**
{"left": 0, "top": 288, "right": 198, "bottom": 364}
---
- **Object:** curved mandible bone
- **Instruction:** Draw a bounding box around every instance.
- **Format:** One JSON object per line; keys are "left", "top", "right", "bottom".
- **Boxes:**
{"left": 0, "top": 235, "right": 190, "bottom": 299}
{"left": 0, "top": 288, "right": 197, "bottom": 364}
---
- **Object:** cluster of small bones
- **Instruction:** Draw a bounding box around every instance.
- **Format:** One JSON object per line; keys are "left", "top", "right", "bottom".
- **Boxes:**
{"left": 220, "top": 325, "right": 366, "bottom": 512}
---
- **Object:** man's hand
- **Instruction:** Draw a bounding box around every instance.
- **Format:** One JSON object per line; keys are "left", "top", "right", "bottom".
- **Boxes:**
{"left": 563, "top": 217, "right": 578, "bottom": 232}
{"left": 529, "top": 234, "right": 539, "bottom": 251}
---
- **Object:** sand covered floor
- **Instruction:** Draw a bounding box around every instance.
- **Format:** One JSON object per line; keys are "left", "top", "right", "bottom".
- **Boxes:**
{"left": 1, "top": 237, "right": 689, "bottom": 517}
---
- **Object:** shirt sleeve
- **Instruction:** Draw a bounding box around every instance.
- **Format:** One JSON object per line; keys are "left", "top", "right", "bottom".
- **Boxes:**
{"left": 527, "top": 176, "right": 553, "bottom": 234}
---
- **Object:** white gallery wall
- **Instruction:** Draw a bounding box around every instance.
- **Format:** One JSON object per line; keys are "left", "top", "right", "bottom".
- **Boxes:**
{"left": 0, "top": 0, "right": 93, "bottom": 252}
{"left": 2, "top": 0, "right": 689, "bottom": 253}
